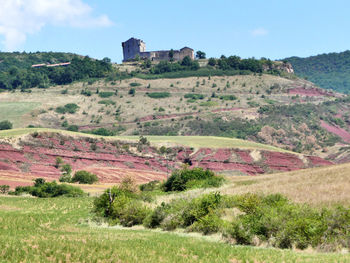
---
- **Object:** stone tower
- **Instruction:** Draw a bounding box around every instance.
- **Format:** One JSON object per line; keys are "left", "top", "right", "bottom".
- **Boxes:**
{"left": 122, "top": 38, "right": 146, "bottom": 62}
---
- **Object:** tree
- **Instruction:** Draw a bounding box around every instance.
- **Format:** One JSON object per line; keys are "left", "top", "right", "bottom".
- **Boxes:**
{"left": 71, "top": 170, "right": 98, "bottom": 184}
{"left": 102, "top": 57, "right": 111, "bottom": 64}
{"left": 129, "top": 88, "right": 135, "bottom": 96}
{"left": 0, "top": 120, "right": 13, "bottom": 130}
{"left": 55, "top": 157, "right": 63, "bottom": 168}
{"left": 196, "top": 51, "right": 206, "bottom": 59}
{"left": 168, "top": 49, "right": 175, "bottom": 61}
{"left": 34, "top": 178, "right": 46, "bottom": 187}
{"left": 208, "top": 58, "right": 216, "bottom": 66}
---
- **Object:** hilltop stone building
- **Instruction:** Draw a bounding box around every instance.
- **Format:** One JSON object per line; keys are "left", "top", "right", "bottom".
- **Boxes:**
{"left": 122, "top": 37, "right": 194, "bottom": 62}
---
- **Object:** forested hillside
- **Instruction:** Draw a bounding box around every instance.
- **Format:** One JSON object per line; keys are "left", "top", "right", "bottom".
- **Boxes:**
{"left": 285, "top": 50, "right": 350, "bottom": 93}
{"left": 0, "top": 52, "right": 112, "bottom": 90}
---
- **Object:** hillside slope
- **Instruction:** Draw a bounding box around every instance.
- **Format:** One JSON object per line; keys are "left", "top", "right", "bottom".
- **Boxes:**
{"left": 285, "top": 50, "right": 350, "bottom": 93}
{"left": 0, "top": 130, "right": 332, "bottom": 189}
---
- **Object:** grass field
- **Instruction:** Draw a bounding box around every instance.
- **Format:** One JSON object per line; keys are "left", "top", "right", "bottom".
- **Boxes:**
{"left": 0, "top": 128, "right": 291, "bottom": 152}
{"left": 222, "top": 162, "right": 350, "bottom": 206}
{"left": 0, "top": 102, "right": 41, "bottom": 127}
{"left": 1, "top": 196, "right": 349, "bottom": 263}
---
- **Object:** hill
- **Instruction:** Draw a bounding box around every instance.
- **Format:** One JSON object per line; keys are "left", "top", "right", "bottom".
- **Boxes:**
{"left": 285, "top": 50, "right": 350, "bottom": 93}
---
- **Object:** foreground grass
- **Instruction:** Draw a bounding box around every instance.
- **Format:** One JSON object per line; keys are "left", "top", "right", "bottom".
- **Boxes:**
{"left": 0, "top": 196, "right": 348, "bottom": 263}
{"left": 0, "top": 128, "right": 290, "bottom": 152}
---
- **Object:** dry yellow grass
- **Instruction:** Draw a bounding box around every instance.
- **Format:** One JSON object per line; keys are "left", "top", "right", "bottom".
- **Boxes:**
{"left": 221, "top": 163, "right": 350, "bottom": 206}
{"left": 154, "top": 163, "right": 350, "bottom": 207}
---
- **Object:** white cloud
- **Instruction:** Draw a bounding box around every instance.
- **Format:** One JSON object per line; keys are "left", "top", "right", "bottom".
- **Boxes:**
{"left": 251, "top": 28, "right": 269, "bottom": 37}
{"left": 0, "top": 0, "right": 113, "bottom": 51}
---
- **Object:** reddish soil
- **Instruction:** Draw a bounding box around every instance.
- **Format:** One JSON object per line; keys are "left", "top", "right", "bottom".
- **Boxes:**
{"left": 288, "top": 87, "right": 334, "bottom": 97}
{"left": 320, "top": 120, "right": 350, "bottom": 143}
{"left": 0, "top": 132, "right": 333, "bottom": 188}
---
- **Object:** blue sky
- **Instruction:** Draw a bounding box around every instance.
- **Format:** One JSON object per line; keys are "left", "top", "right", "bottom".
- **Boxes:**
{"left": 0, "top": 0, "right": 349, "bottom": 62}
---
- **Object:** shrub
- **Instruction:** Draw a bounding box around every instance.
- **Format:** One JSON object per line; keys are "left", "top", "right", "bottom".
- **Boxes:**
{"left": 81, "top": 89, "right": 92, "bottom": 96}
{"left": 67, "top": 125, "right": 79, "bottom": 132}
{"left": 98, "top": 92, "right": 114, "bottom": 98}
{"left": 11, "top": 179, "right": 85, "bottom": 197}
{"left": 0, "top": 185, "right": 10, "bottom": 194}
{"left": 147, "top": 92, "right": 171, "bottom": 99}
{"left": 55, "top": 103, "right": 79, "bottom": 114}
{"left": 83, "top": 128, "right": 116, "bottom": 136}
{"left": 59, "top": 174, "right": 72, "bottom": 183}
{"left": 139, "top": 180, "right": 160, "bottom": 192}
{"left": 163, "top": 167, "right": 224, "bottom": 192}
{"left": 72, "top": 170, "right": 98, "bottom": 184}
{"left": 219, "top": 95, "right": 237, "bottom": 101}
{"left": 128, "top": 88, "right": 135, "bottom": 95}
{"left": 93, "top": 186, "right": 149, "bottom": 226}
{"left": 0, "top": 120, "right": 13, "bottom": 130}
{"left": 129, "top": 82, "right": 141, "bottom": 87}
{"left": 98, "top": 99, "right": 115, "bottom": 105}
{"left": 184, "top": 93, "right": 205, "bottom": 100}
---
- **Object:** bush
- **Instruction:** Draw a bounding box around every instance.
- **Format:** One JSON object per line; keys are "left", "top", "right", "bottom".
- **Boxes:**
{"left": 83, "top": 128, "right": 116, "bottom": 136}
{"left": 55, "top": 103, "right": 79, "bottom": 114}
{"left": 0, "top": 120, "right": 13, "bottom": 130}
{"left": 59, "top": 174, "right": 72, "bottom": 183}
{"left": 98, "top": 92, "right": 114, "bottom": 98}
{"left": 67, "top": 125, "right": 79, "bottom": 132}
{"left": 98, "top": 99, "right": 115, "bottom": 105}
{"left": 11, "top": 178, "right": 85, "bottom": 197}
{"left": 0, "top": 185, "right": 10, "bottom": 194}
{"left": 163, "top": 167, "right": 224, "bottom": 192}
{"left": 147, "top": 92, "right": 171, "bottom": 99}
{"left": 139, "top": 180, "right": 160, "bottom": 192}
{"left": 72, "top": 170, "right": 98, "bottom": 184}
{"left": 93, "top": 185, "right": 150, "bottom": 226}
{"left": 128, "top": 88, "right": 135, "bottom": 95}
{"left": 129, "top": 82, "right": 141, "bottom": 87}
{"left": 184, "top": 93, "right": 205, "bottom": 100}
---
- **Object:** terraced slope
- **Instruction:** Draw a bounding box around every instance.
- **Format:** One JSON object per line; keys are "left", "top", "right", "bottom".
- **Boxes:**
{"left": 0, "top": 130, "right": 332, "bottom": 190}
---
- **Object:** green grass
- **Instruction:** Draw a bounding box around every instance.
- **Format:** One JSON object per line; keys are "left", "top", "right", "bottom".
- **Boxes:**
{"left": 0, "top": 128, "right": 293, "bottom": 153}
{"left": 0, "top": 196, "right": 348, "bottom": 263}
{"left": 0, "top": 102, "right": 41, "bottom": 127}
{"left": 117, "top": 135, "right": 293, "bottom": 152}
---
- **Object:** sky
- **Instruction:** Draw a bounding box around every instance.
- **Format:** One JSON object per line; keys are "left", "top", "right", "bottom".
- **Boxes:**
{"left": 0, "top": 0, "right": 349, "bottom": 63}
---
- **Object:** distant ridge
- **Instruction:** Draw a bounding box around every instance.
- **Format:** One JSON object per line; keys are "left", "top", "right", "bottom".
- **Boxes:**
{"left": 285, "top": 50, "right": 350, "bottom": 93}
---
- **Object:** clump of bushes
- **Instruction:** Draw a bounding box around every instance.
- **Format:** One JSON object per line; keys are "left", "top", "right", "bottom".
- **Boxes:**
{"left": 71, "top": 170, "right": 98, "bottom": 184}
{"left": 219, "top": 95, "right": 237, "bottom": 101}
{"left": 184, "top": 93, "right": 205, "bottom": 100}
{"left": 147, "top": 92, "right": 171, "bottom": 99}
{"left": 10, "top": 178, "right": 85, "bottom": 198}
{"left": 93, "top": 188, "right": 350, "bottom": 252}
{"left": 82, "top": 127, "right": 117, "bottom": 136}
{"left": 94, "top": 179, "right": 150, "bottom": 226}
{"left": 98, "top": 92, "right": 114, "bottom": 98}
{"left": 163, "top": 167, "right": 225, "bottom": 192}
{"left": 55, "top": 103, "right": 79, "bottom": 114}
{"left": 0, "top": 120, "right": 13, "bottom": 130}
{"left": 223, "top": 193, "right": 350, "bottom": 251}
